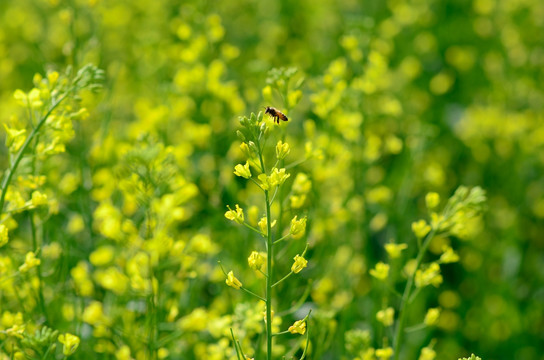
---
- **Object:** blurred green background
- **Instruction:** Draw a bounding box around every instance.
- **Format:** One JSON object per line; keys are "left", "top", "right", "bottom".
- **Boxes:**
{"left": 0, "top": 0, "right": 543, "bottom": 359}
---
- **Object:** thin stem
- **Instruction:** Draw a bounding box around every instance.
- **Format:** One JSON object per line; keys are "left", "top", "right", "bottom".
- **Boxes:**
{"left": 392, "top": 228, "right": 437, "bottom": 360}
{"left": 272, "top": 330, "right": 291, "bottom": 337}
{"left": 256, "top": 137, "right": 274, "bottom": 360}
{"left": 271, "top": 270, "right": 293, "bottom": 288}
{"left": 250, "top": 176, "right": 264, "bottom": 190}
{"left": 230, "top": 328, "right": 243, "bottom": 360}
{"left": 272, "top": 244, "right": 308, "bottom": 288}
{"left": 243, "top": 222, "right": 265, "bottom": 236}
{"left": 241, "top": 286, "right": 266, "bottom": 302}
{"left": 272, "top": 233, "right": 291, "bottom": 245}
{"left": 30, "top": 216, "right": 48, "bottom": 324}
{"left": 284, "top": 157, "right": 308, "bottom": 170}
{"left": 299, "top": 310, "right": 312, "bottom": 360}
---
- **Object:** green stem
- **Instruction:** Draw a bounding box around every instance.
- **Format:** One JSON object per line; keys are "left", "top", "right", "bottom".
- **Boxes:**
{"left": 241, "top": 286, "right": 266, "bottom": 302}
{"left": 392, "top": 228, "right": 437, "bottom": 360}
{"left": 265, "top": 189, "right": 273, "bottom": 360}
{"left": 256, "top": 138, "right": 274, "bottom": 360}
{"left": 243, "top": 222, "right": 265, "bottom": 236}
{"left": 272, "top": 233, "right": 290, "bottom": 245}
{"left": 271, "top": 270, "right": 293, "bottom": 288}
{"left": 30, "top": 216, "right": 48, "bottom": 324}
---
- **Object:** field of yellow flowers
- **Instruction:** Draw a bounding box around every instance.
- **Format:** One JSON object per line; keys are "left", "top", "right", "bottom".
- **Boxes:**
{"left": 0, "top": 0, "right": 543, "bottom": 359}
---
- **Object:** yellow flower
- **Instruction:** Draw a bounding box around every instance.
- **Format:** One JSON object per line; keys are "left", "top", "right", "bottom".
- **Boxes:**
{"left": 288, "top": 319, "right": 306, "bottom": 335}
{"left": 234, "top": 161, "right": 252, "bottom": 179}
{"left": 19, "top": 251, "right": 41, "bottom": 272}
{"left": 115, "top": 345, "right": 131, "bottom": 360}
{"left": 28, "top": 88, "right": 43, "bottom": 108}
{"left": 415, "top": 263, "right": 442, "bottom": 288}
{"left": 258, "top": 174, "right": 272, "bottom": 190}
{"left": 425, "top": 192, "right": 440, "bottom": 209}
{"left": 0, "top": 224, "right": 8, "bottom": 247}
{"left": 3, "top": 124, "right": 27, "bottom": 153}
{"left": 31, "top": 191, "right": 48, "bottom": 207}
{"left": 226, "top": 271, "right": 242, "bottom": 289}
{"left": 5, "top": 324, "right": 25, "bottom": 339}
{"left": 412, "top": 219, "right": 431, "bottom": 238}
{"left": 419, "top": 346, "right": 436, "bottom": 360}
{"left": 158, "top": 348, "right": 169, "bottom": 359}
{"left": 375, "top": 347, "right": 393, "bottom": 360}
{"left": 276, "top": 140, "right": 290, "bottom": 160}
{"left": 82, "top": 301, "right": 107, "bottom": 326}
{"left": 258, "top": 216, "right": 276, "bottom": 235}
{"left": 439, "top": 246, "right": 459, "bottom": 263}
{"left": 291, "top": 254, "right": 308, "bottom": 274}
{"left": 58, "top": 333, "right": 80, "bottom": 356}
{"left": 384, "top": 243, "right": 407, "bottom": 258}
{"left": 240, "top": 142, "right": 251, "bottom": 157}
{"left": 269, "top": 168, "right": 290, "bottom": 187}
{"left": 248, "top": 251, "right": 265, "bottom": 270}
{"left": 369, "top": 262, "right": 389, "bottom": 280}
{"left": 376, "top": 307, "right": 395, "bottom": 326}
{"left": 424, "top": 307, "right": 441, "bottom": 326}
{"left": 290, "top": 216, "right": 307, "bottom": 239}
{"left": 290, "top": 194, "right": 307, "bottom": 209}
{"left": 225, "top": 204, "right": 244, "bottom": 224}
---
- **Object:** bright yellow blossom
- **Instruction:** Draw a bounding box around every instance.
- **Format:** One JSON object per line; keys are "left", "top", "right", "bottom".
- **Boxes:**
{"left": 226, "top": 271, "right": 242, "bottom": 289}
{"left": 234, "top": 161, "right": 252, "bottom": 178}
{"left": 291, "top": 254, "right": 308, "bottom": 274}
{"left": 288, "top": 319, "right": 306, "bottom": 334}
{"left": 225, "top": 204, "right": 244, "bottom": 224}
{"left": 269, "top": 168, "right": 290, "bottom": 187}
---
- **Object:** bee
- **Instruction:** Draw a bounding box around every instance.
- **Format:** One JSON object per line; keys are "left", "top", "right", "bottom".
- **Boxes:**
{"left": 265, "top": 106, "right": 288, "bottom": 124}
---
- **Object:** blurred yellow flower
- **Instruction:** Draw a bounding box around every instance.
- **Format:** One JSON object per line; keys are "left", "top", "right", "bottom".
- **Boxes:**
{"left": 384, "top": 243, "right": 407, "bottom": 258}
{"left": 425, "top": 192, "right": 440, "bottom": 209}
{"left": 19, "top": 251, "right": 41, "bottom": 272}
{"left": 58, "top": 333, "right": 80, "bottom": 356}
{"left": 412, "top": 219, "right": 431, "bottom": 238}
{"left": 290, "top": 216, "right": 307, "bottom": 239}
{"left": 0, "top": 224, "right": 8, "bottom": 247}
{"left": 276, "top": 140, "right": 291, "bottom": 160}
{"left": 288, "top": 319, "right": 306, "bottom": 335}
{"left": 369, "top": 262, "right": 390, "bottom": 280}
{"left": 376, "top": 307, "right": 395, "bottom": 326}
{"left": 248, "top": 251, "right": 265, "bottom": 270}
{"left": 424, "top": 307, "right": 441, "bottom": 326}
